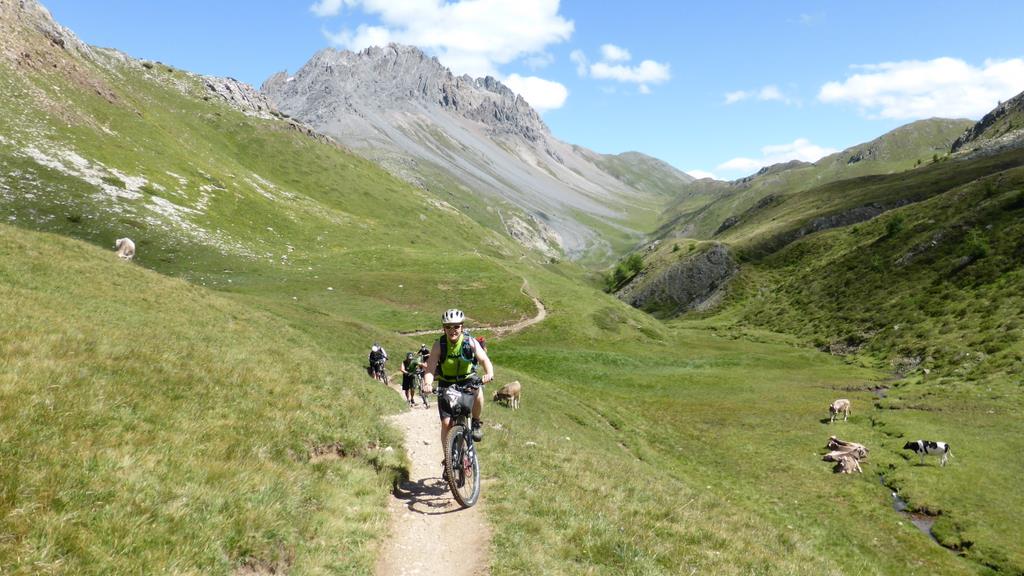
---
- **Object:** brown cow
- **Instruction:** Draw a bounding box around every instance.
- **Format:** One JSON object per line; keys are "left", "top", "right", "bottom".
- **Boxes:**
{"left": 492, "top": 380, "right": 521, "bottom": 410}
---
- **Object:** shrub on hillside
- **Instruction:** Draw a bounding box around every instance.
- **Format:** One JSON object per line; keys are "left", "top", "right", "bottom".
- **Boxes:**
{"left": 604, "top": 253, "right": 644, "bottom": 292}
{"left": 964, "top": 228, "right": 990, "bottom": 260}
{"left": 885, "top": 214, "right": 905, "bottom": 238}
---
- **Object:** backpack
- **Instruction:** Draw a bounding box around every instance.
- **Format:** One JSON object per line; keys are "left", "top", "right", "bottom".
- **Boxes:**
{"left": 438, "top": 331, "right": 478, "bottom": 368}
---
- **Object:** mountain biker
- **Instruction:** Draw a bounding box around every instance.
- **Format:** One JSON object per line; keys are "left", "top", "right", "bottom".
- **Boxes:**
{"left": 422, "top": 309, "right": 493, "bottom": 445}
{"left": 400, "top": 351, "right": 423, "bottom": 407}
{"left": 368, "top": 342, "right": 387, "bottom": 382}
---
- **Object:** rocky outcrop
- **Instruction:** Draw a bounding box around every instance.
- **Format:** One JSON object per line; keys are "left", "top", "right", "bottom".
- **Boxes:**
{"left": 618, "top": 243, "right": 737, "bottom": 314}
{"left": 752, "top": 200, "right": 911, "bottom": 256}
{"left": 202, "top": 76, "right": 276, "bottom": 119}
{"left": 503, "top": 214, "right": 562, "bottom": 256}
{"left": 0, "top": 0, "right": 94, "bottom": 59}
{"left": 951, "top": 90, "right": 1024, "bottom": 153}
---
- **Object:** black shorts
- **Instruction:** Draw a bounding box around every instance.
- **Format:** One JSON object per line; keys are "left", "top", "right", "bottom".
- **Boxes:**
{"left": 402, "top": 373, "right": 417, "bottom": 391}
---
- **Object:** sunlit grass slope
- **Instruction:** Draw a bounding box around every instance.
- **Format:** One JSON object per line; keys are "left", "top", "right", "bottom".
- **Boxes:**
{"left": 657, "top": 118, "right": 973, "bottom": 241}
{"left": 479, "top": 268, "right": 982, "bottom": 575}
{"left": 0, "top": 43, "right": 535, "bottom": 335}
{"left": 0, "top": 225, "right": 408, "bottom": 574}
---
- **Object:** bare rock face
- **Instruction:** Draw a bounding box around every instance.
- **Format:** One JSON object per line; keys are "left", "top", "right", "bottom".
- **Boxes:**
{"left": 504, "top": 214, "right": 562, "bottom": 256}
{"left": 202, "top": 76, "right": 276, "bottom": 119}
{"left": 262, "top": 45, "right": 548, "bottom": 142}
{"left": 951, "top": 89, "right": 1024, "bottom": 157}
{"left": 1, "top": 0, "right": 94, "bottom": 58}
{"left": 618, "top": 243, "right": 738, "bottom": 314}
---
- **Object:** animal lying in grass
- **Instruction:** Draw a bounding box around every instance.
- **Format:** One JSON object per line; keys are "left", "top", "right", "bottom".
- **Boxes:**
{"left": 823, "top": 436, "right": 867, "bottom": 474}
{"left": 903, "top": 440, "right": 952, "bottom": 466}
{"left": 114, "top": 237, "right": 135, "bottom": 260}
{"left": 492, "top": 380, "right": 521, "bottom": 410}
{"left": 829, "top": 398, "right": 850, "bottom": 422}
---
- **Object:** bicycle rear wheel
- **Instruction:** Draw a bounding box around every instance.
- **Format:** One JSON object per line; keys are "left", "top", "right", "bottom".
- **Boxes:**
{"left": 444, "top": 425, "right": 480, "bottom": 507}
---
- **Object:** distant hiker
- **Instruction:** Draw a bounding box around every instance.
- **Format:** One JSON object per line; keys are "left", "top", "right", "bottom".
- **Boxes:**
{"left": 423, "top": 309, "right": 494, "bottom": 446}
{"left": 114, "top": 237, "right": 135, "bottom": 260}
{"left": 368, "top": 342, "right": 388, "bottom": 383}
{"left": 400, "top": 351, "right": 424, "bottom": 407}
{"left": 418, "top": 343, "right": 430, "bottom": 365}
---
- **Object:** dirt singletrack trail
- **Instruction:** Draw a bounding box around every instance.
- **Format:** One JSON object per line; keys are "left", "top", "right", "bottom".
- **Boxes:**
{"left": 374, "top": 389, "right": 491, "bottom": 576}
{"left": 377, "top": 278, "right": 544, "bottom": 575}
{"left": 399, "top": 279, "right": 546, "bottom": 338}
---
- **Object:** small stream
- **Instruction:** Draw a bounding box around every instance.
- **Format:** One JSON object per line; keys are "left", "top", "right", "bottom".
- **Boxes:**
{"left": 880, "top": 474, "right": 938, "bottom": 542}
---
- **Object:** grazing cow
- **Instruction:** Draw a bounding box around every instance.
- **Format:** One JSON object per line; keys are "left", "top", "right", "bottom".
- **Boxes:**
{"left": 114, "top": 237, "right": 135, "bottom": 260}
{"left": 492, "top": 380, "right": 521, "bottom": 410}
{"left": 829, "top": 398, "right": 851, "bottom": 423}
{"left": 903, "top": 440, "right": 952, "bottom": 466}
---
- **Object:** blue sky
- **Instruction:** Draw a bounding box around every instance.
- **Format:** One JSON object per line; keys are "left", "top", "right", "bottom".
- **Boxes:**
{"left": 42, "top": 1, "right": 1024, "bottom": 180}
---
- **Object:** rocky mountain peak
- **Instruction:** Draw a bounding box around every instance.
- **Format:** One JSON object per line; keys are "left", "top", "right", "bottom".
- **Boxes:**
{"left": 262, "top": 43, "right": 549, "bottom": 142}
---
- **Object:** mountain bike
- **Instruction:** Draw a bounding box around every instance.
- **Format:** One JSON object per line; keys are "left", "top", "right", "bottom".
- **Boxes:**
{"left": 415, "top": 372, "right": 430, "bottom": 407}
{"left": 371, "top": 361, "right": 389, "bottom": 385}
{"left": 441, "top": 381, "right": 481, "bottom": 508}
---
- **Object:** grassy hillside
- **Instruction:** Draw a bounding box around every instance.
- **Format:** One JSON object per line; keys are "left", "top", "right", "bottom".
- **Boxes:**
{"left": 0, "top": 40, "right": 536, "bottom": 334}
{"left": 656, "top": 118, "right": 973, "bottom": 240}
{"left": 604, "top": 106, "right": 1024, "bottom": 572}
{"left": 0, "top": 225, "right": 405, "bottom": 574}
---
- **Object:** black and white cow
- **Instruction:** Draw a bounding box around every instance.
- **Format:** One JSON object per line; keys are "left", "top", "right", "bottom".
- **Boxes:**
{"left": 903, "top": 440, "right": 952, "bottom": 467}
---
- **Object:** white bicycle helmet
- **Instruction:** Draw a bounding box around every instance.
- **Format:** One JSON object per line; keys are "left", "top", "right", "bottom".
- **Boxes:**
{"left": 441, "top": 308, "right": 465, "bottom": 325}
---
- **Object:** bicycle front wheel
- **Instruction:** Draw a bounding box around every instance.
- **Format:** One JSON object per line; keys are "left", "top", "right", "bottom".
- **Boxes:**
{"left": 444, "top": 425, "right": 480, "bottom": 507}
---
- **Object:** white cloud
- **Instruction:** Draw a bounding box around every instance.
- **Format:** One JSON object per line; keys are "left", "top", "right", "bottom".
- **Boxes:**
{"left": 758, "top": 85, "right": 784, "bottom": 101}
{"left": 724, "top": 90, "right": 749, "bottom": 104}
{"left": 717, "top": 138, "right": 837, "bottom": 176}
{"left": 819, "top": 57, "right": 1024, "bottom": 119}
{"left": 503, "top": 74, "right": 569, "bottom": 112}
{"left": 571, "top": 44, "right": 670, "bottom": 92}
{"left": 724, "top": 84, "right": 793, "bottom": 105}
{"left": 590, "top": 60, "right": 670, "bottom": 84}
{"left": 321, "top": 0, "right": 574, "bottom": 79}
{"left": 570, "top": 49, "right": 588, "bottom": 76}
{"left": 600, "top": 43, "right": 631, "bottom": 62}
{"left": 686, "top": 169, "right": 716, "bottom": 180}
{"left": 310, "top": 0, "right": 346, "bottom": 17}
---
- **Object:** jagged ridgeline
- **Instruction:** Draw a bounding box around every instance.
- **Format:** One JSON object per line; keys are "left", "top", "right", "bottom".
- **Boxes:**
{"left": 260, "top": 43, "right": 693, "bottom": 262}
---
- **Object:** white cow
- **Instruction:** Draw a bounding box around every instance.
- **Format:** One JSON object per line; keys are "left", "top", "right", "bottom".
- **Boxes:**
{"left": 114, "top": 237, "right": 135, "bottom": 260}
{"left": 829, "top": 399, "right": 851, "bottom": 423}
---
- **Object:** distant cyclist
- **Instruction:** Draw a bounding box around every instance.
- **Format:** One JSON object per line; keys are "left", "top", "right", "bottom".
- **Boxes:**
{"left": 368, "top": 342, "right": 388, "bottom": 382}
{"left": 423, "top": 309, "right": 493, "bottom": 446}
{"left": 400, "top": 351, "right": 423, "bottom": 407}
